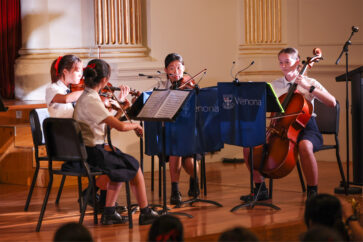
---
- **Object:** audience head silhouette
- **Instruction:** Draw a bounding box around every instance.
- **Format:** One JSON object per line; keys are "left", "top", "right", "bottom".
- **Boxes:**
{"left": 304, "top": 193, "right": 349, "bottom": 240}
{"left": 148, "top": 215, "right": 184, "bottom": 242}
{"left": 219, "top": 226, "right": 259, "bottom": 241}
{"left": 53, "top": 222, "right": 93, "bottom": 242}
{"left": 300, "top": 225, "right": 343, "bottom": 241}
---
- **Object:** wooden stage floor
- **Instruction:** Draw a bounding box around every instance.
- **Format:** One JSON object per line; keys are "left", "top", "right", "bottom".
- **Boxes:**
{"left": 0, "top": 161, "right": 361, "bottom": 241}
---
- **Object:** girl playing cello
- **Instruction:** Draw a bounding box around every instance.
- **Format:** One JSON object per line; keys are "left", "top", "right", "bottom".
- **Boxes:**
{"left": 241, "top": 47, "right": 336, "bottom": 201}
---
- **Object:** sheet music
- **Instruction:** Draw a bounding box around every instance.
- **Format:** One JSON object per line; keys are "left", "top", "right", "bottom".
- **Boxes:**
{"left": 137, "top": 91, "right": 167, "bottom": 118}
{"left": 137, "top": 89, "right": 190, "bottom": 120}
{"left": 155, "top": 91, "right": 190, "bottom": 118}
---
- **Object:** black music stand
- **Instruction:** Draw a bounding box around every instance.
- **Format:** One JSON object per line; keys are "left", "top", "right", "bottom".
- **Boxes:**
{"left": 181, "top": 87, "right": 223, "bottom": 208}
{"left": 217, "top": 82, "right": 282, "bottom": 211}
{"left": 128, "top": 92, "right": 164, "bottom": 210}
{"left": 134, "top": 89, "right": 193, "bottom": 218}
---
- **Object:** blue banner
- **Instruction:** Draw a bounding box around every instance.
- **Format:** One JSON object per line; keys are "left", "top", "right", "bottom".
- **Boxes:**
{"left": 195, "top": 87, "right": 224, "bottom": 153}
{"left": 218, "top": 82, "right": 266, "bottom": 147}
{"left": 144, "top": 90, "right": 196, "bottom": 156}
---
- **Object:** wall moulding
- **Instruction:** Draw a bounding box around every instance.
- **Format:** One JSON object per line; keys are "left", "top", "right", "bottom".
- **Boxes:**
{"left": 17, "top": 45, "right": 149, "bottom": 60}
{"left": 238, "top": 44, "right": 287, "bottom": 58}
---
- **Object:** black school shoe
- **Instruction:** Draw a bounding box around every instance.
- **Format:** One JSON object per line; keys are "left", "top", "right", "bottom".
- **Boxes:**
{"left": 101, "top": 211, "right": 127, "bottom": 225}
{"left": 187, "top": 177, "right": 200, "bottom": 197}
{"left": 139, "top": 208, "right": 160, "bottom": 225}
{"left": 170, "top": 191, "right": 182, "bottom": 205}
{"left": 307, "top": 189, "right": 317, "bottom": 200}
{"left": 97, "top": 202, "right": 127, "bottom": 214}
{"left": 240, "top": 187, "right": 269, "bottom": 202}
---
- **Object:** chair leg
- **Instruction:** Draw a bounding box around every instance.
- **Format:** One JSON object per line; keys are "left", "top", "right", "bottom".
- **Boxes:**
{"left": 201, "top": 155, "right": 207, "bottom": 196}
{"left": 77, "top": 177, "right": 83, "bottom": 213}
{"left": 296, "top": 160, "right": 306, "bottom": 193}
{"left": 79, "top": 176, "right": 89, "bottom": 225}
{"left": 36, "top": 172, "right": 54, "bottom": 232}
{"left": 269, "top": 178, "right": 273, "bottom": 199}
{"left": 151, "top": 155, "right": 154, "bottom": 191}
{"left": 92, "top": 177, "right": 98, "bottom": 224}
{"left": 55, "top": 175, "right": 66, "bottom": 205}
{"left": 199, "top": 157, "right": 203, "bottom": 189}
{"left": 158, "top": 157, "right": 162, "bottom": 198}
{"left": 125, "top": 181, "right": 133, "bottom": 228}
{"left": 24, "top": 162, "right": 40, "bottom": 211}
{"left": 335, "top": 138, "right": 348, "bottom": 195}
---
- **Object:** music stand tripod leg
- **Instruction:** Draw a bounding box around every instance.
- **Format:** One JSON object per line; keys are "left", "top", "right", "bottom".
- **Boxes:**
{"left": 181, "top": 154, "right": 223, "bottom": 208}
{"left": 158, "top": 122, "right": 193, "bottom": 218}
{"left": 230, "top": 147, "right": 280, "bottom": 212}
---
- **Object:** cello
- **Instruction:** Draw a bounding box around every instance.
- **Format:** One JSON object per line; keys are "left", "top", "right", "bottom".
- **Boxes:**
{"left": 252, "top": 48, "right": 323, "bottom": 179}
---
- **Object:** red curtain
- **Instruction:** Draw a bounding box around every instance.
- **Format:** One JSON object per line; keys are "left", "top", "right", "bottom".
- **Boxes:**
{"left": 0, "top": 0, "right": 21, "bottom": 99}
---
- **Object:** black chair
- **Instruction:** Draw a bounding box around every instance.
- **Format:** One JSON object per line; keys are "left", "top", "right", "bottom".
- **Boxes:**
{"left": 314, "top": 100, "right": 347, "bottom": 194}
{"left": 36, "top": 118, "right": 132, "bottom": 231}
{"left": 268, "top": 101, "right": 346, "bottom": 198}
{"left": 25, "top": 108, "right": 68, "bottom": 211}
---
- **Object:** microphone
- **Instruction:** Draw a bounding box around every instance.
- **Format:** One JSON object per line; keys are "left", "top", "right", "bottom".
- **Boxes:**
{"left": 138, "top": 73, "right": 154, "bottom": 78}
{"left": 336, "top": 26, "right": 359, "bottom": 65}
{"left": 230, "top": 61, "right": 236, "bottom": 79}
{"left": 234, "top": 61, "right": 255, "bottom": 80}
{"left": 139, "top": 71, "right": 165, "bottom": 89}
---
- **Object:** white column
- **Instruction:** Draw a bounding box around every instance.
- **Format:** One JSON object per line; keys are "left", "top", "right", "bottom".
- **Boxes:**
{"left": 237, "top": 0, "right": 285, "bottom": 82}
{"left": 15, "top": 0, "right": 161, "bottom": 101}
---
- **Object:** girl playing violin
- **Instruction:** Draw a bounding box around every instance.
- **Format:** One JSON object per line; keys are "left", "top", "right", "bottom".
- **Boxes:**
{"left": 74, "top": 58, "right": 159, "bottom": 225}
{"left": 241, "top": 47, "right": 336, "bottom": 201}
{"left": 46, "top": 55, "right": 83, "bottom": 118}
{"left": 164, "top": 53, "right": 200, "bottom": 205}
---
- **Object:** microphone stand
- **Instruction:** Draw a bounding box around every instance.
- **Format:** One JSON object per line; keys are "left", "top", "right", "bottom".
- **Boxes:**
{"left": 334, "top": 27, "right": 362, "bottom": 195}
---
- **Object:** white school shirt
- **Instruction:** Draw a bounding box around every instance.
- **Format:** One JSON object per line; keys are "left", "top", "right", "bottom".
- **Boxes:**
{"left": 45, "top": 80, "right": 74, "bottom": 118}
{"left": 270, "top": 76, "right": 328, "bottom": 115}
{"left": 73, "top": 87, "right": 112, "bottom": 147}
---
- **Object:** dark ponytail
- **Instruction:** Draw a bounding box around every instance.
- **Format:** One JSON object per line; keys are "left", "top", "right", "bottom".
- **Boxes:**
{"left": 83, "top": 59, "right": 111, "bottom": 88}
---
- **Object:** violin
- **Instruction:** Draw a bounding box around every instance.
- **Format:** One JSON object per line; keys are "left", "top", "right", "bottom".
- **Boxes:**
{"left": 101, "top": 83, "right": 143, "bottom": 138}
{"left": 99, "top": 82, "right": 141, "bottom": 111}
{"left": 69, "top": 78, "right": 85, "bottom": 92}
{"left": 172, "top": 76, "right": 196, "bottom": 90}
{"left": 171, "top": 68, "right": 207, "bottom": 90}
{"left": 252, "top": 48, "right": 323, "bottom": 179}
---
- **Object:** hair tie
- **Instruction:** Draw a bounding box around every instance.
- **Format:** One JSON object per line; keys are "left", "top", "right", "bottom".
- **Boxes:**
{"left": 85, "top": 63, "right": 96, "bottom": 70}
{"left": 54, "top": 56, "right": 62, "bottom": 74}
{"left": 155, "top": 229, "right": 178, "bottom": 242}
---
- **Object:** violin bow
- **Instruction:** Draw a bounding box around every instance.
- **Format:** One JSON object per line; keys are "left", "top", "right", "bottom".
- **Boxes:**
{"left": 178, "top": 68, "right": 207, "bottom": 89}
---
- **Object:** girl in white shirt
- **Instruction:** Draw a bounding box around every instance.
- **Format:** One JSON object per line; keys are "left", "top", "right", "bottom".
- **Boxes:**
{"left": 241, "top": 47, "right": 336, "bottom": 202}
{"left": 45, "top": 55, "right": 83, "bottom": 118}
{"left": 74, "top": 59, "right": 159, "bottom": 226}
